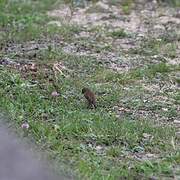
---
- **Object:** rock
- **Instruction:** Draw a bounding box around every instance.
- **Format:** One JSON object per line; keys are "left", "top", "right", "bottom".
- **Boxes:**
{"left": 21, "top": 122, "right": 29, "bottom": 129}
{"left": 146, "top": 153, "right": 156, "bottom": 158}
{"left": 96, "top": 1, "right": 109, "bottom": 11}
{"left": 86, "top": 1, "right": 111, "bottom": 13}
{"left": 176, "top": 132, "right": 180, "bottom": 138}
{"left": 47, "top": 21, "right": 62, "bottom": 27}
{"left": 159, "top": 16, "right": 180, "bottom": 25}
{"left": 154, "top": 24, "right": 165, "bottom": 31}
{"left": 51, "top": 91, "right": 60, "bottom": 97}
{"left": 143, "top": 133, "right": 152, "bottom": 138}
{"left": 174, "top": 120, "right": 180, "bottom": 124}
{"left": 166, "top": 58, "right": 180, "bottom": 65}
{"left": 162, "top": 108, "right": 168, "bottom": 112}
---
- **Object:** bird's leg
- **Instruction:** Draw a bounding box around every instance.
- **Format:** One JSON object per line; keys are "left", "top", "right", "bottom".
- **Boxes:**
{"left": 86, "top": 101, "right": 91, "bottom": 109}
{"left": 93, "top": 104, "right": 97, "bottom": 109}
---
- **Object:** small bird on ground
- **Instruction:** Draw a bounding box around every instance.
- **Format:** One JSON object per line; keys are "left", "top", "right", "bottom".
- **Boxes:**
{"left": 82, "top": 87, "right": 97, "bottom": 109}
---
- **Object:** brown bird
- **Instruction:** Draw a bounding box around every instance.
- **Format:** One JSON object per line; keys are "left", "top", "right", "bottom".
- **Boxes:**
{"left": 82, "top": 88, "right": 97, "bottom": 109}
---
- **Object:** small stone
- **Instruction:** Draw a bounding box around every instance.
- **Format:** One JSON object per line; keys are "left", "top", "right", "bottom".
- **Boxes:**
{"left": 51, "top": 91, "right": 60, "bottom": 97}
{"left": 96, "top": 1, "right": 109, "bottom": 11}
{"left": 162, "top": 108, "right": 168, "bottom": 112}
{"left": 143, "top": 133, "right": 152, "bottom": 138}
{"left": 54, "top": 124, "right": 60, "bottom": 131}
{"left": 176, "top": 132, "right": 180, "bottom": 136}
{"left": 48, "top": 21, "right": 62, "bottom": 27}
{"left": 29, "top": 63, "right": 37, "bottom": 71}
{"left": 21, "top": 122, "right": 29, "bottom": 129}
{"left": 146, "top": 153, "right": 156, "bottom": 158}
{"left": 95, "top": 145, "right": 103, "bottom": 153}
{"left": 174, "top": 120, "right": 180, "bottom": 124}
{"left": 154, "top": 24, "right": 165, "bottom": 31}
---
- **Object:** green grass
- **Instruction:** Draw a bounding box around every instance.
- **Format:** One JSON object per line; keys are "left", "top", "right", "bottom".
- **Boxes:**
{"left": 128, "top": 38, "right": 178, "bottom": 58}
{"left": 0, "top": 0, "right": 179, "bottom": 179}
{"left": 109, "top": 29, "right": 128, "bottom": 38}
{"left": 0, "top": 58, "right": 178, "bottom": 179}
{"left": 121, "top": 0, "right": 134, "bottom": 14}
{"left": 108, "top": 0, "right": 134, "bottom": 14}
{"left": 0, "top": 0, "right": 80, "bottom": 43}
{"left": 91, "top": 63, "right": 177, "bottom": 85}
{"left": 158, "top": 0, "right": 180, "bottom": 7}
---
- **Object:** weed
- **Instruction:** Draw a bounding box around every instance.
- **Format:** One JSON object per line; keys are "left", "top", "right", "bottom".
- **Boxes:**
{"left": 109, "top": 29, "right": 128, "bottom": 38}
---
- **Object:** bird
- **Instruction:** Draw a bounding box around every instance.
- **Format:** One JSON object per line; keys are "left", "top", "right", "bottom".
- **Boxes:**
{"left": 82, "top": 87, "right": 97, "bottom": 109}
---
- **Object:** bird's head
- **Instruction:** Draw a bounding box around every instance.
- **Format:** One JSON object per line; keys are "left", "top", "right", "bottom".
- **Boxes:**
{"left": 82, "top": 88, "right": 88, "bottom": 94}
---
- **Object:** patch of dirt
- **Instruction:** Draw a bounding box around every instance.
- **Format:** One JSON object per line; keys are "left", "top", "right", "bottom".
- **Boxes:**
{"left": 47, "top": 0, "right": 180, "bottom": 71}
{"left": 0, "top": 57, "right": 69, "bottom": 92}
{"left": 1, "top": 0, "right": 179, "bottom": 73}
